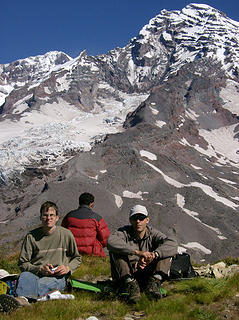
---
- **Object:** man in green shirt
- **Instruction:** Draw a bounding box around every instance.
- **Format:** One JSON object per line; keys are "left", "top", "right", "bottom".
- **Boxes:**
{"left": 15, "top": 201, "right": 81, "bottom": 299}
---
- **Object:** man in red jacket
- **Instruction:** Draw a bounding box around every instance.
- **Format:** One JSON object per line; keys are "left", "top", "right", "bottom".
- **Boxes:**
{"left": 62, "top": 192, "right": 110, "bottom": 257}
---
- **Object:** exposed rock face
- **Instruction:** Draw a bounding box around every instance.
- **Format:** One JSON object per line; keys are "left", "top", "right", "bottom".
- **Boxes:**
{"left": 1, "top": 59, "right": 239, "bottom": 263}
{"left": 0, "top": 4, "right": 239, "bottom": 262}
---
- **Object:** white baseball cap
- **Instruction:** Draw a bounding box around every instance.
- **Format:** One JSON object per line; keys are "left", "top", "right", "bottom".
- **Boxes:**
{"left": 0, "top": 269, "right": 18, "bottom": 280}
{"left": 129, "top": 205, "right": 148, "bottom": 218}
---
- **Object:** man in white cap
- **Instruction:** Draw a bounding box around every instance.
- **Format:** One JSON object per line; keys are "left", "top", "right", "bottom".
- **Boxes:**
{"left": 107, "top": 204, "right": 178, "bottom": 303}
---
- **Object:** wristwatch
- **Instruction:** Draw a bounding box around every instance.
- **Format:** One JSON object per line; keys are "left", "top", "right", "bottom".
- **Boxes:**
{"left": 154, "top": 251, "right": 159, "bottom": 259}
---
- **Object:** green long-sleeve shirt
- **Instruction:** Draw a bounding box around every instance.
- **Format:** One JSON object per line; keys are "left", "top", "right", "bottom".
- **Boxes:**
{"left": 18, "top": 226, "right": 81, "bottom": 275}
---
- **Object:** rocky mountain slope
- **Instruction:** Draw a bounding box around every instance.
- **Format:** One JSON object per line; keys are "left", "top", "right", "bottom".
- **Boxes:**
{"left": 1, "top": 3, "right": 239, "bottom": 181}
{"left": 0, "top": 4, "right": 239, "bottom": 262}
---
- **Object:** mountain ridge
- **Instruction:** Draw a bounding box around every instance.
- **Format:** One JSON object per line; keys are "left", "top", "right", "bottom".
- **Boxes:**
{"left": 1, "top": 3, "right": 239, "bottom": 181}
{"left": 0, "top": 3, "right": 239, "bottom": 262}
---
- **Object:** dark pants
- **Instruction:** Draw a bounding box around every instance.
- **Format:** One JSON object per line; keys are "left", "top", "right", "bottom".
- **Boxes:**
{"left": 109, "top": 252, "right": 172, "bottom": 289}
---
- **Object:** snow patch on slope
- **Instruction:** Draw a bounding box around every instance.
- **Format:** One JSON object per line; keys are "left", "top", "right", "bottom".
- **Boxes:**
{"left": 176, "top": 193, "right": 226, "bottom": 239}
{"left": 220, "top": 79, "right": 239, "bottom": 116}
{"left": 140, "top": 150, "right": 157, "bottom": 161}
{"left": 198, "top": 125, "right": 239, "bottom": 165}
{"left": 181, "top": 242, "right": 212, "bottom": 254}
{"left": 142, "top": 160, "right": 238, "bottom": 210}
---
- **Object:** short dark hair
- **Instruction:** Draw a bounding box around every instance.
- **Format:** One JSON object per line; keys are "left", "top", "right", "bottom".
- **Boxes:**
{"left": 79, "top": 192, "right": 94, "bottom": 206}
{"left": 40, "top": 201, "right": 58, "bottom": 218}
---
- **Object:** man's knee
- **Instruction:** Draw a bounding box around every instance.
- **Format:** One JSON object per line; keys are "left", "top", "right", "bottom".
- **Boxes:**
{"left": 18, "top": 271, "right": 38, "bottom": 282}
{"left": 155, "top": 257, "right": 172, "bottom": 278}
{"left": 16, "top": 271, "right": 39, "bottom": 298}
{"left": 109, "top": 252, "right": 132, "bottom": 280}
{"left": 38, "top": 276, "right": 66, "bottom": 296}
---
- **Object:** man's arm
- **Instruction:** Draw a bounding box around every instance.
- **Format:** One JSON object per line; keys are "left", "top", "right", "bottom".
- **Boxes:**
{"left": 53, "top": 231, "right": 81, "bottom": 276}
{"left": 133, "top": 250, "right": 156, "bottom": 269}
{"left": 151, "top": 228, "right": 178, "bottom": 259}
{"left": 132, "top": 228, "right": 178, "bottom": 270}
{"left": 96, "top": 218, "right": 110, "bottom": 248}
{"left": 18, "top": 234, "right": 41, "bottom": 274}
{"left": 66, "top": 231, "right": 82, "bottom": 274}
{"left": 107, "top": 227, "right": 134, "bottom": 255}
{"left": 107, "top": 228, "right": 157, "bottom": 269}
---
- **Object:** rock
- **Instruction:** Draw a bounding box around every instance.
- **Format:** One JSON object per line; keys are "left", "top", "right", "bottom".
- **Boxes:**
{"left": 194, "top": 262, "right": 239, "bottom": 278}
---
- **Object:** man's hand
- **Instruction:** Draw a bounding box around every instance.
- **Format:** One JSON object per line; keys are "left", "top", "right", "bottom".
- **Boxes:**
{"left": 39, "top": 264, "right": 55, "bottom": 276}
{"left": 134, "top": 250, "right": 155, "bottom": 269}
{"left": 39, "top": 264, "right": 70, "bottom": 276}
{"left": 53, "top": 265, "right": 70, "bottom": 276}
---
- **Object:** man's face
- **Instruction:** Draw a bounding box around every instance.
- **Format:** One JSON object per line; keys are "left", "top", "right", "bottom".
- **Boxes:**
{"left": 41, "top": 207, "right": 59, "bottom": 229}
{"left": 130, "top": 214, "right": 149, "bottom": 234}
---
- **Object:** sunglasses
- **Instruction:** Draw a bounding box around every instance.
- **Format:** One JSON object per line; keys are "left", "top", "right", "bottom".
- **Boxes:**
{"left": 131, "top": 214, "right": 147, "bottom": 221}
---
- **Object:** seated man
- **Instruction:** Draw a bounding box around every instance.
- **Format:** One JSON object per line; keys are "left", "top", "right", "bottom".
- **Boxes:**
{"left": 107, "top": 204, "right": 178, "bottom": 303}
{"left": 62, "top": 192, "right": 110, "bottom": 257}
{"left": 16, "top": 201, "right": 81, "bottom": 300}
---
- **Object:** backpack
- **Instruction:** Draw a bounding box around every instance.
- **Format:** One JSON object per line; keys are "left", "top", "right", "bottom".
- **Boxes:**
{"left": 0, "top": 281, "right": 9, "bottom": 295}
{"left": 169, "top": 253, "right": 198, "bottom": 279}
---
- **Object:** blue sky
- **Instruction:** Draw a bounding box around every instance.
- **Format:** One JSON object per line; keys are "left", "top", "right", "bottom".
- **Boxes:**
{"left": 2, "top": 0, "right": 239, "bottom": 64}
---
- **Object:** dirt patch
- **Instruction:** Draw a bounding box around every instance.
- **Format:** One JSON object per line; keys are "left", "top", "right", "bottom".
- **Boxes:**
{"left": 209, "top": 295, "right": 239, "bottom": 320}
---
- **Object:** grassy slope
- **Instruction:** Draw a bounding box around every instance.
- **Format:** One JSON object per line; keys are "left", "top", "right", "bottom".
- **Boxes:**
{"left": 0, "top": 255, "right": 239, "bottom": 320}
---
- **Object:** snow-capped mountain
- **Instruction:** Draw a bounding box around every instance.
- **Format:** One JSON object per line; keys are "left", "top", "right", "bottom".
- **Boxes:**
{"left": 0, "top": 3, "right": 239, "bottom": 262}
{"left": 1, "top": 3, "right": 239, "bottom": 183}
{"left": 0, "top": 51, "right": 71, "bottom": 105}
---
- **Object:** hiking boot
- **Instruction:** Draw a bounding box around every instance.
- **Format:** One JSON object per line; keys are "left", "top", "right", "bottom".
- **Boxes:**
{"left": 0, "top": 294, "right": 20, "bottom": 313}
{"left": 145, "top": 276, "right": 163, "bottom": 300}
{"left": 120, "top": 278, "right": 141, "bottom": 304}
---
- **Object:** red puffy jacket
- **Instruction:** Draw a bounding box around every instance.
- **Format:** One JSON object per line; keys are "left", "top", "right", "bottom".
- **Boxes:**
{"left": 61, "top": 205, "right": 110, "bottom": 257}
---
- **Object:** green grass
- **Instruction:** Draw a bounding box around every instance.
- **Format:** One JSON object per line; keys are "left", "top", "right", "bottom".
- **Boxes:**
{"left": 72, "top": 255, "right": 111, "bottom": 280}
{"left": 0, "top": 253, "right": 19, "bottom": 273}
{"left": 0, "top": 255, "right": 239, "bottom": 320}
